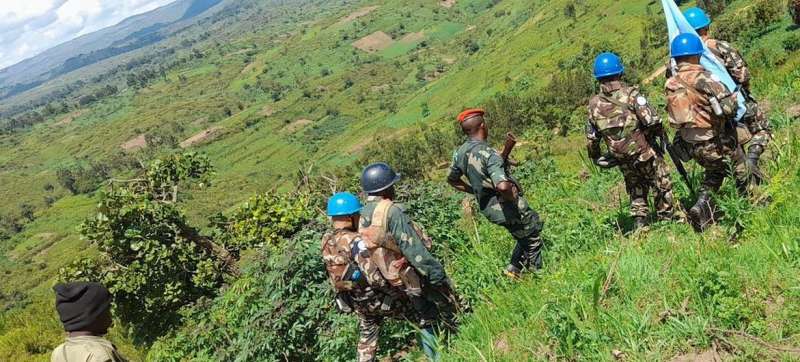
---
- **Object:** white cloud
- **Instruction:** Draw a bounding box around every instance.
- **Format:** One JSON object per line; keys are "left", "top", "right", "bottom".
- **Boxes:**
{"left": 0, "top": 0, "right": 177, "bottom": 69}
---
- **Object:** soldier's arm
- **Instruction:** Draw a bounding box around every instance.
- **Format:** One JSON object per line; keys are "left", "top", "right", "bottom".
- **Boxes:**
{"left": 718, "top": 41, "right": 751, "bottom": 88}
{"left": 630, "top": 90, "right": 663, "bottom": 138}
{"left": 484, "top": 147, "right": 516, "bottom": 202}
{"left": 585, "top": 110, "right": 602, "bottom": 161}
{"left": 388, "top": 206, "right": 447, "bottom": 285}
{"left": 446, "top": 151, "right": 474, "bottom": 194}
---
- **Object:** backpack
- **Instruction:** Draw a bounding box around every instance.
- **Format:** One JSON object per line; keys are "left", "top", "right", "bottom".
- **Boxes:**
{"left": 359, "top": 199, "right": 432, "bottom": 295}
{"left": 321, "top": 229, "right": 386, "bottom": 293}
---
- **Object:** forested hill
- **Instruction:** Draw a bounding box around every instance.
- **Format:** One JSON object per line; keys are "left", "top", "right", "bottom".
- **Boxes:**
{"left": 1, "top": 0, "right": 799, "bottom": 360}
{"left": 0, "top": 0, "right": 224, "bottom": 103}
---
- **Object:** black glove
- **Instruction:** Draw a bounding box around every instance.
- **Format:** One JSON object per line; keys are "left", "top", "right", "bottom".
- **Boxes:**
{"left": 595, "top": 154, "right": 619, "bottom": 169}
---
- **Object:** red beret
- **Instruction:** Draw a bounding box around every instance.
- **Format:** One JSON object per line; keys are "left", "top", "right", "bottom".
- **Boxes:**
{"left": 457, "top": 108, "right": 485, "bottom": 123}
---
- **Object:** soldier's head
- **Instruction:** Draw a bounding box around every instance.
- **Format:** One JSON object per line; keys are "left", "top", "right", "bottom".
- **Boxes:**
{"left": 671, "top": 33, "right": 704, "bottom": 65}
{"left": 458, "top": 108, "right": 487, "bottom": 140}
{"left": 593, "top": 52, "right": 624, "bottom": 83}
{"left": 327, "top": 192, "right": 362, "bottom": 230}
{"left": 53, "top": 282, "right": 114, "bottom": 336}
{"left": 360, "top": 163, "right": 400, "bottom": 200}
{"left": 684, "top": 7, "right": 711, "bottom": 36}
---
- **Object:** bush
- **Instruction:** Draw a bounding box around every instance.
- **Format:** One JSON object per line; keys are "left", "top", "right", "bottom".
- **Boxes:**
{"left": 713, "top": 0, "right": 784, "bottom": 43}
{"left": 360, "top": 124, "right": 460, "bottom": 180}
{"left": 55, "top": 162, "right": 111, "bottom": 195}
{"left": 211, "top": 192, "right": 314, "bottom": 255}
{"left": 148, "top": 224, "right": 414, "bottom": 362}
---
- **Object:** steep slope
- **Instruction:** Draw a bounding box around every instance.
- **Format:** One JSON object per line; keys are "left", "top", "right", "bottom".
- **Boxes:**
{"left": 0, "top": 0, "right": 797, "bottom": 360}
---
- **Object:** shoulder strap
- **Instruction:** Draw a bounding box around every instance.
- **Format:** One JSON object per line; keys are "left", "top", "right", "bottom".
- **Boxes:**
{"left": 673, "top": 74, "right": 705, "bottom": 100}
{"left": 598, "top": 92, "right": 634, "bottom": 111}
{"left": 371, "top": 199, "right": 393, "bottom": 230}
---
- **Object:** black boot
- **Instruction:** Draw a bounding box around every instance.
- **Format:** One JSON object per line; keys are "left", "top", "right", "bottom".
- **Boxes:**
{"left": 747, "top": 145, "right": 765, "bottom": 185}
{"left": 688, "top": 191, "right": 715, "bottom": 232}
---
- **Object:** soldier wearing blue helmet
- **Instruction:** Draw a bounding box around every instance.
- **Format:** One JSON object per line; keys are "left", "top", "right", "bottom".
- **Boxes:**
{"left": 685, "top": 7, "right": 771, "bottom": 183}
{"left": 587, "top": 52, "right": 679, "bottom": 230}
{"left": 665, "top": 33, "right": 749, "bottom": 230}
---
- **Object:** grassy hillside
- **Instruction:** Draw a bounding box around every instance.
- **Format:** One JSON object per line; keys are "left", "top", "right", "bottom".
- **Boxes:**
{"left": 0, "top": 0, "right": 798, "bottom": 360}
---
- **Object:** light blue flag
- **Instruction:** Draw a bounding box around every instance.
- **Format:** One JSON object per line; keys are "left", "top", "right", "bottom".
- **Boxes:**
{"left": 661, "top": 0, "right": 746, "bottom": 121}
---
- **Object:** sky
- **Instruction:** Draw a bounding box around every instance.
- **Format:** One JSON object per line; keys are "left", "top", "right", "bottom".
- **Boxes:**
{"left": 0, "top": 0, "right": 177, "bottom": 69}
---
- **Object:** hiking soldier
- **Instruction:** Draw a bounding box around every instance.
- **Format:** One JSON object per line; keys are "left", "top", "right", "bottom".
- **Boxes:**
{"left": 586, "top": 52, "right": 679, "bottom": 230}
{"left": 685, "top": 7, "right": 772, "bottom": 183}
{"left": 447, "top": 109, "right": 544, "bottom": 279}
{"left": 322, "top": 192, "right": 444, "bottom": 362}
{"left": 665, "top": 33, "right": 749, "bottom": 231}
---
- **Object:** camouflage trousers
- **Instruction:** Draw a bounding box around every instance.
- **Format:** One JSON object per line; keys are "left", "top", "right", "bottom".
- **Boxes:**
{"left": 618, "top": 156, "right": 676, "bottom": 219}
{"left": 481, "top": 195, "right": 544, "bottom": 271}
{"left": 357, "top": 313, "right": 383, "bottom": 362}
{"left": 684, "top": 137, "right": 749, "bottom": 192}
{"left": 742, "top": 99, "right": 772, "bottom": 149}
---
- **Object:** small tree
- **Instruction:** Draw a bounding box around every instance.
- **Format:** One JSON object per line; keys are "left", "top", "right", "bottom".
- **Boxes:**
{"left": 61, "top": 152, "right": 225, "bottom": 343}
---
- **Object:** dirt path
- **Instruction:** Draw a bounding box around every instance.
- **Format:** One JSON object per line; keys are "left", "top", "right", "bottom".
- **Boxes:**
{"left": 180, "top": 126, "right": 224, "bottom": 148}
{"left": 353, "top": 31, "right": 394, "bottom": 53}
{"left": 121, "top": 134, "right": 147, "bottom": 152}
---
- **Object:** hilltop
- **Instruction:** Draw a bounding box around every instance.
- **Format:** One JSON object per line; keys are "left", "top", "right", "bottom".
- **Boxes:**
{"left": 0, "top": 0, "right": 799, "bottom": 361}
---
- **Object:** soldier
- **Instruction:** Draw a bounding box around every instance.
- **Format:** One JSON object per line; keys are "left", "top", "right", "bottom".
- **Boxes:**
{"left": 322, "top": 192, "right": 416, "bottom": 362}
{"left": 359, "top": 162, "right": 459, "bottom": 318}
{"left": 51, "top": 282, "right": 128, "bottom": 362}
{"left": 665, "top": 33, "right": 748, "bottom": 230}
{"left": 792, "top": 0, "right": 800, "bottom": 26}
{"left": 685, "top": 7, "right": 772, "bottom": 183}
{"left": 586, "top": 52, "right": 678, "bottom": 230}
{"left": 447, "top": 109, "right": 544, "bottom": 279}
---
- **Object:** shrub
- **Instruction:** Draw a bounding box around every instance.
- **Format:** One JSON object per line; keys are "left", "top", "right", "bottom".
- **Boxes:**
{"left": 148, "top": 224, "right": 414, "bottom": 362}
{"left": 210, "top": 192, "right": 314, "bottom": 255}
{"left": 60, "top": 152, "right": 224, "bottom": 343}
{"left": 713, "top": 0, "right": 784, "bottom": 43}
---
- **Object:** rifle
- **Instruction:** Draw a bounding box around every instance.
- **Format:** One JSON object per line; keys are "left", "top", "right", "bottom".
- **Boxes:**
{"left": 499, "top": 132, "right": 524, "bottom": 195}
{"left": 655, "top": 130, "right": 692, "bottom": 189}
{"left": 500, "top": 132, "right": 517, "bottom": 165}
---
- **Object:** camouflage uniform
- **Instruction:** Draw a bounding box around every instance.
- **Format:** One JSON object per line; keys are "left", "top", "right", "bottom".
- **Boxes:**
{"left": 703, "top": 37, "right": 771, "bottom": 159}
{"left": 322, "top": 229, "right": 412, "bottom": 362}
{"left": 586, "top": 80, "right": 676, "bottom": 220}
{"left": 447, "top": 140, "right": 544, "bottom": 271}
{"left": 360, "top": 197, "right": 456, "bottom": 327}
{"left": 665, "top": 63, "right": 749, "bottom": 193}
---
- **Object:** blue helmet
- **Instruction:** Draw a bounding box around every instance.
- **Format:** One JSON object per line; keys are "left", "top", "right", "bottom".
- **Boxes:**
{"left": 593, "top": 52, "right": 624, "bottom": 79}
{"left": 671, "top": 33, "right": 704, "bottom": 58}
{"left": 361, "top": 162, "right": 401, "bottom": 194}
{"left": 327, "top": 192, "right": 362, "bottom": 217}
{"left": 684, "top": 7, "right": 711, "bottom": 30}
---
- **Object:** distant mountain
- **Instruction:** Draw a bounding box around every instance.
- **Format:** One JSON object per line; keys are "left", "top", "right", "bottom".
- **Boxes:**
{"left": 0, "top": 0, "right": 223, "bottom": 101}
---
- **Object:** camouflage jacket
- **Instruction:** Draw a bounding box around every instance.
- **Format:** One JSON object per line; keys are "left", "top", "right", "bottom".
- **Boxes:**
{"left": 586, "top": 81, "right": 661, "bottom": 162}
{"left": 447, "top": 139, "right": 513, "bottom": 210}
{"left": 665, "top": 63, "right": 738, "bottom": 143}
{"left": 360, "top": 197, "right": 447, "bottom": 286}
{"left": 321, "top": 229, "right": 408, "bottom": 316}
{"left": 703, "top": 37, "right": 750, "bottom": 88}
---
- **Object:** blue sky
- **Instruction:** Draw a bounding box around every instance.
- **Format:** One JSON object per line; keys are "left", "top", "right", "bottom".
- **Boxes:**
{"left": 0, "top": 0, "right": 177, "bottom": 69}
